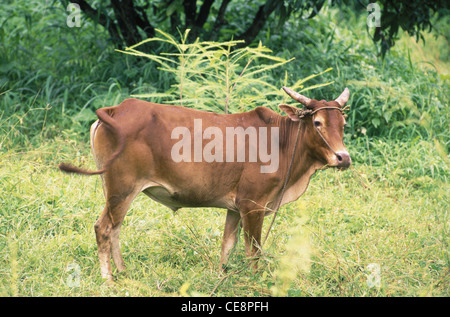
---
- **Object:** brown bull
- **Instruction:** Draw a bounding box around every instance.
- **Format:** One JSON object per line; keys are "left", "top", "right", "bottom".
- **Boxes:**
{"left": 59, "top": 87, "right": 351, "bottom": 280}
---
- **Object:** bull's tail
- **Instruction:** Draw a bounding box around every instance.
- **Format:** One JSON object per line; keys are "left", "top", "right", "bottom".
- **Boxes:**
{"left": 58, "top": 107, "right": 125, "bottom": 176}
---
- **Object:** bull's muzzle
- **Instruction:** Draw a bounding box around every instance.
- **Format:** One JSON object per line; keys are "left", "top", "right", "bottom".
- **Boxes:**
{"left": 335, "top": 151, "right": 351, "bottom": 170}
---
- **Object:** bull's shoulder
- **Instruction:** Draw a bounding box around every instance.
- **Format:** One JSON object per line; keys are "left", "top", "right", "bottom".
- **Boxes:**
{"left": 252, "top": 106, "right": 280, "bottom": 125}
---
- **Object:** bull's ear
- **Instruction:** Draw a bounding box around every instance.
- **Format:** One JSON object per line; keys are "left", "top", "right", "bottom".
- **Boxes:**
{"left": 279, "top": 104, "right": 300, "bottom": 121}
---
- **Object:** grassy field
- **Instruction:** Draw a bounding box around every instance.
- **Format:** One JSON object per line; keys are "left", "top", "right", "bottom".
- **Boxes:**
{"left": 0, "top": 2, "right": 449, "bottom": 297}
{"left": 0, "top": 126, "right": 448, "bottom": 297}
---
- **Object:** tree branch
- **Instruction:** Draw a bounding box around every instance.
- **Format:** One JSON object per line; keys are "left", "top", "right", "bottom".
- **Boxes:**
{"left": 209, "top": 0, "right": 231, "bottom": 40}
{"left": 196, "top": 0, "right": 215, "bottom": 28}
{"left": 134, "top": 3, "right": 156, "bottom": 39}
{"left": 110, "top": 0, "right": 148, "bottom": 47}
{"left": 183, "top": 0, "right": 197, "bottom": 27}
{"left": 69, "top": 0, "right": 123, "bottom": 47}
{"left": 69, "top": 0, "right": 155, "bottom": 48}
{"left": 236, "top": 0, "right": 280, "bottom": 47}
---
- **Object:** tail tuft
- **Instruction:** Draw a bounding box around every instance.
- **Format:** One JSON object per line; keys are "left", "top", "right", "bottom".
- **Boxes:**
{"left": 58, "top": 162, "right": 104, "bottom": 175}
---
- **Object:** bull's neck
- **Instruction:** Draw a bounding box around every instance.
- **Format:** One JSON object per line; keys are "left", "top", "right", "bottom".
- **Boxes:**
{"left": 279, "top": 116, "right": 320, "bottom": 187}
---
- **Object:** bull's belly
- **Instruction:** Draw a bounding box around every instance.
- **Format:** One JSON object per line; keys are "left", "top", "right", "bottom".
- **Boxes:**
{"left": 142, "top": 184, "right": 237, "bottom": 212}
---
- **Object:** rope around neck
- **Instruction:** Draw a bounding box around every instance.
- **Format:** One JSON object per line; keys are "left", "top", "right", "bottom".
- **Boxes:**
{"left": 263, "top": 120, "right": 302, "bottom": 245}
{"left": 263, "top": 105, "right": 348, "bottom": 246}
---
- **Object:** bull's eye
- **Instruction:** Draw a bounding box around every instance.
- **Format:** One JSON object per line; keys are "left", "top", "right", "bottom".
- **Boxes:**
{"left": 314, "top": 120, "right": 322, "bottom": 128}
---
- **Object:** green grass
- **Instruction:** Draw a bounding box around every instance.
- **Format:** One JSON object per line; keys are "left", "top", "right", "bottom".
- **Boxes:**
{"left": 0, "top": 131, "right": 448, "bottom": 297}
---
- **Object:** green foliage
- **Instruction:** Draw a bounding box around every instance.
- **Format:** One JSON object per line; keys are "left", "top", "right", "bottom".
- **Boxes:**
{"left": 370, "top": 0, "right": 449, "bottom": 57}
{"left": 0, "top": 0, "right": 166, "bottom": 146}
{"left": 118, "top": 29, "right": 336, "bottom": 114}
{"left": 268, "top": 6, "right": 449, "bottom": 144}
{"left": 62, "top": 0, "right": 332, "bottom": 49}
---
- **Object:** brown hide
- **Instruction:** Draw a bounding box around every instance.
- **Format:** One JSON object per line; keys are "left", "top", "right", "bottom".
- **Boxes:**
{"left": 60, "top": 89, "right": 350, "bottom": 279}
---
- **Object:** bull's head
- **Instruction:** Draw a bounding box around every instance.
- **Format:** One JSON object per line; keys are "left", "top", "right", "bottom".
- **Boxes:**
{"left": 279, "top": 87, "right": 351, "bottom": 170}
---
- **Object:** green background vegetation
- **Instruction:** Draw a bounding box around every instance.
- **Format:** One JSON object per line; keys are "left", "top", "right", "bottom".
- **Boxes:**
{"left": 0, "top": 1, "right": 448, "bottom": 296}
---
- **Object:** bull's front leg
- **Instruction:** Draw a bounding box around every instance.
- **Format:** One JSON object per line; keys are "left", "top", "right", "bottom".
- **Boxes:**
{"left": 220, "top": 209, "right": 242, "bottom": 271}
{"left": 240, "top": 205, "right": 265, "bottom": 268}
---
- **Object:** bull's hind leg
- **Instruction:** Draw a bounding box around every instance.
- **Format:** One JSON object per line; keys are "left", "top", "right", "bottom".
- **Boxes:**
{"left": 111, "top": 221, "right": 126, "bottom": 273}
{"left": 95, "top": 186, "right": 139, "bottom": 280}
{"left": 95, "top": 206, "right": 114, "bottom": 280}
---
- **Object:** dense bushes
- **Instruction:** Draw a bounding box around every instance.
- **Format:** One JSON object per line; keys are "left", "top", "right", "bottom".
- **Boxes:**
{"left": 1, "top": 1, "right": 448, "bottom": 153}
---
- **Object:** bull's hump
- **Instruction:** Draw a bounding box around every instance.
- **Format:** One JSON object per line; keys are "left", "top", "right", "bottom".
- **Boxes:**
{"left": 253, "top": 106, "right": 278, "bottom": 125}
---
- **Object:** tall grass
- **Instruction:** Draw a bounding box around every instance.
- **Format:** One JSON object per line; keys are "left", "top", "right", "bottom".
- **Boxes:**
{"left": 0, "top": 0, "right": 165, "bottom": 146}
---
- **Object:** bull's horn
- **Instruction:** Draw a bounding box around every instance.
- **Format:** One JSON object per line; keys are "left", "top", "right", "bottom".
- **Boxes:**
{"left": 282, "top": 87, "right": 312, "bottom": 107}
{"left": 335, "top": 87, "right": 349, "bottom": 107}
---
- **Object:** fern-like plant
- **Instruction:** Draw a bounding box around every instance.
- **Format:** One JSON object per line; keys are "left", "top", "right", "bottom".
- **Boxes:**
{"left": 118, "top": 29, "right": 334, "bottom": 114}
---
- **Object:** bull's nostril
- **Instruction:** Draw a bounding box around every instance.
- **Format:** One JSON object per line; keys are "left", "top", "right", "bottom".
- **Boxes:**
{"left": 335, "top": 151, "right": 351, "bottom": 169}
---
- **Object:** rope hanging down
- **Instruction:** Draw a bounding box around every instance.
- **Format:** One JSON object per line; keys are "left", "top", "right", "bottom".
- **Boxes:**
{"left": 263, "top": 104, "right": 350, "bottom": 245}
